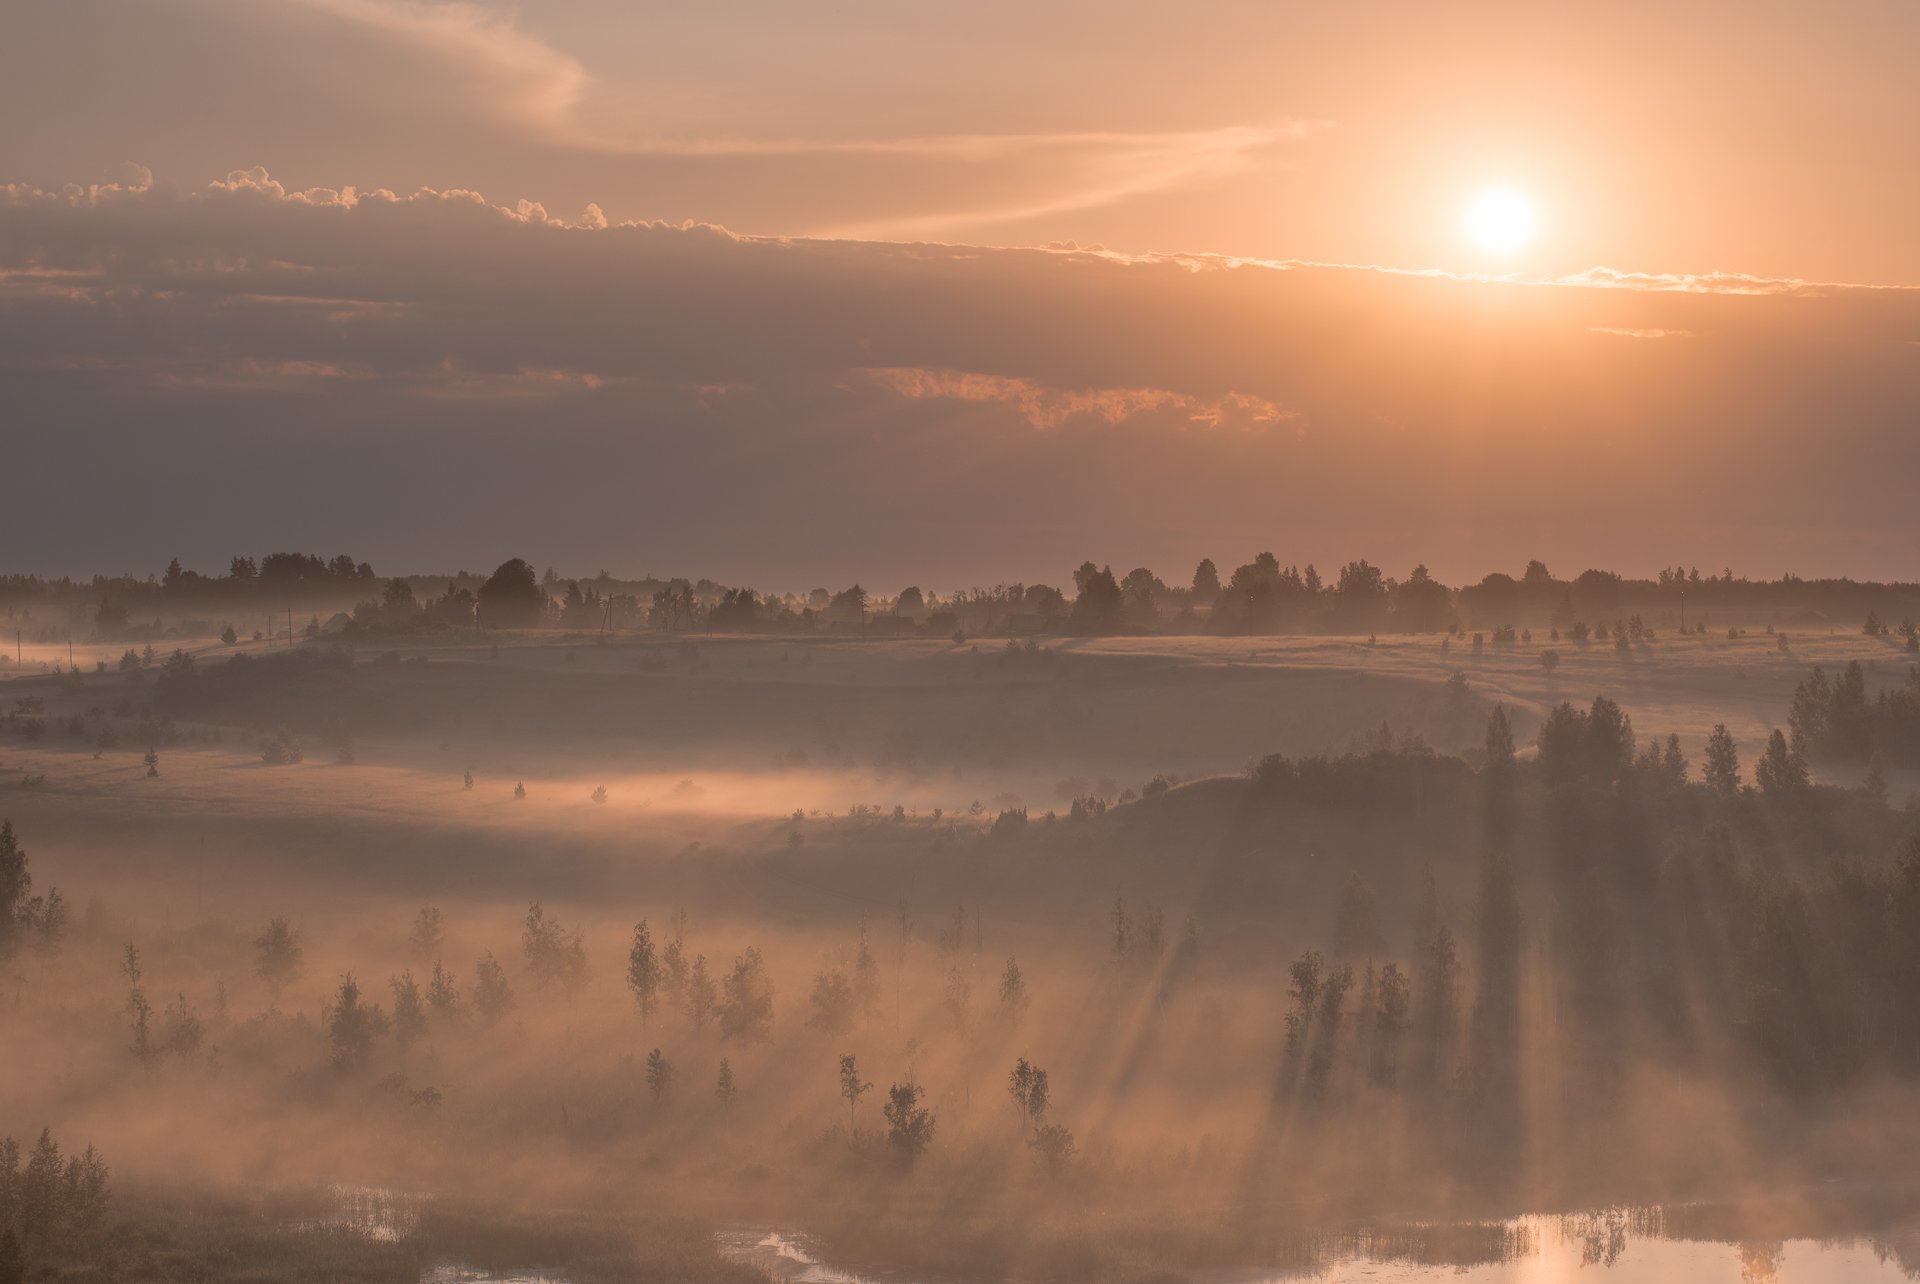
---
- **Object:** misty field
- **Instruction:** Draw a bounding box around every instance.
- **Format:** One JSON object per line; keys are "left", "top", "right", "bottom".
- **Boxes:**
{"left": 4, "top": 622, "right": 1920, "bottom": 1281}
{"left": 12, "top": 0, "right": 1920, "bottom": 1274}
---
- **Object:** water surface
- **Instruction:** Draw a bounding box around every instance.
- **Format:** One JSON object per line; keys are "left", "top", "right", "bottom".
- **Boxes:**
{"left": 714, "top": 1212, "right": 1920, "bottom": 1284}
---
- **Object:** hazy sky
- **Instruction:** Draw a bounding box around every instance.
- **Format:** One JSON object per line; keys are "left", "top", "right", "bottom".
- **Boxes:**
{"left": 4, "top": 0, "right": 1917, "bottom": 588}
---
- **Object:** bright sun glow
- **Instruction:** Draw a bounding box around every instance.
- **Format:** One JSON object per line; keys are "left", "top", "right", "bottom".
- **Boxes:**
{"left": 1466, "top": 188, "right": 1535, "bottom": 254}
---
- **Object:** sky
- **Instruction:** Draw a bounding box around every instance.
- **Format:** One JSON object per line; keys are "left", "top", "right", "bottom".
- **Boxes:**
{"left": 3, "top": 0, "right": 1918, "bottom": 590}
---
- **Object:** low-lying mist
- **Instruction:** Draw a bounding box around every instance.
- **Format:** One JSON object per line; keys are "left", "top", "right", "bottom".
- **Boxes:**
{"left": 3, "top": 626, "right": 1920, "bottom": 1282}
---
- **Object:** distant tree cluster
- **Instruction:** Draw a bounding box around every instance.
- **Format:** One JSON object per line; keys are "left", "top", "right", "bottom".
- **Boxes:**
{"left": 1207, "top": 554, "right": 1414, "bottom": 635}
{"left": 0, "top": 820, "right": 66, "bottom": 961}
{"left": 41, "top": 552, "right": 385, "bottom": 642}
{"left": 1535, "top": 697, "right": 1641, "bottom": 787}
{"left": 476, "top": 559, "right": 547, "bottom": 630}
{"left": 522, "top": 902, "right": 587, "bottom": 991}
{"left": 0, "top": 1129, "right": 110, "bottom": 1268}
{"left": 1235, "top": 718, "right": 1920, "bottom": 1183}
{"left": 1789, "top": 662, "right": 1920, "bottom": 765}
{"left": 882, "top": 1082, "right": 936, "bottom": 1161}
{"left": 353, "top": 577, "right": 480, "bottom": 630}
{"left": 1249, "top": 745, "right": 1477, "bottom": 810}
{"left": 8, "top": 548, "right": 1918, "bottom": 653}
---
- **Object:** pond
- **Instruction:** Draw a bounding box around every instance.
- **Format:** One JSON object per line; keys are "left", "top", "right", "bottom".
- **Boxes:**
{"left": 295, "top": 1185, "right": 573, "bottom": 1284}
{"left": 714, "top": 1210, "right": 1920, "bottom": 1284}
{"left": 1307, "top": 1212, "right": 1914, "bottom": 1283}
{"left": 419, "top": 1266, "right": 570, "bottom": 1284}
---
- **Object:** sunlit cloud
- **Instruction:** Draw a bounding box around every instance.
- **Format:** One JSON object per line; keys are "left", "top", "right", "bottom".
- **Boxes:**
{"left": 278, "top": 0, "right": 1319, "bottom": 238}
{"left": 861, "top": 367, "right": 1290, "bottom": 432}
{"left": 811, "top": 123, "right": 1325, "bottom": 239}
{"left": 1553, "top": 266, "right": 1920, "bottom": 297}
{"left": 293, "top": 0, "right": 592, "bottom": 141}
{"left": 149, "top": 357, "right": 369, "bottom": 391}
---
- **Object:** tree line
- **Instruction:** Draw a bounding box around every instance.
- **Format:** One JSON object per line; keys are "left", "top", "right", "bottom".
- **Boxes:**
{"left": 8, "top": 550, "right": 1918, "bottom": 647}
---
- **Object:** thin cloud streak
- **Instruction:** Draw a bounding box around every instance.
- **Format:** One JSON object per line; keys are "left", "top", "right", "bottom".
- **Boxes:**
{"left": 1550, "top": 266, "right": 1920, "bottom": 297}
{"left": 1586, "top": 327, "right": 1691, "bottom": 340}
{"left": 1047, "top": 248, "right": 1920, "bottom": 298}
{"left": 810, "top": 123, "right": 1325, "bottom": 239}
{"left": 292, "top": 0, "right": 1318, "bottom": 237}
{"left": 293, "top": 0, "right": 591, "bottom": 138}
{"left": 563, "top": 124, "right": 1324, "bottom": 163}
{"left": 859, "top": 367, "right": 1291, "bottom": 432}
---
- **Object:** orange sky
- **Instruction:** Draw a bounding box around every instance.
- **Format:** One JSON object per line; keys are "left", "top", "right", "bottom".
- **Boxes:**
{"left": 9, "top": 0, "right": 1918, "bottom": 282}
{"left": 2, "top": 1, "right": 1917, "bottom": 584}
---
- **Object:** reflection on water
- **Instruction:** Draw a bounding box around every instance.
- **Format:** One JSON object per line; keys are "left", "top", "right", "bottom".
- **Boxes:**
{"left": 294, "top": 1182, "right": 423, "bottom": 1242}
{"left": 1309, "top": 1213, "right": 1914, "bottom": 1282}
{"left": 1343, "top": 1219, "right": 1536, "bottom": 1270}
{"left": 715, "top": 1230, "right": 880, "bottom": 1284}
{"left": 420, "top": 1264, "right": 570, "bottom": 1284}
{"left": 297, "top": 1185, "right": 572, "bottom": 1284}
{"left": 716, "top": 1210, "right": 1920, "bottom": 1284}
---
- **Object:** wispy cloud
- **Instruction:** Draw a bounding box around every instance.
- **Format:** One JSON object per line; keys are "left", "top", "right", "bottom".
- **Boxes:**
{"left": 286, "top": 0, "right": 1320, "bottom": 235}
{"left": 814, "top": 123, "right": 1322, "bottom": 239}
{"left": 1552, "top": 266, "right": 1918, "bottom": 297}
{"left": 1018, "top": 248, "right": 1920, "bottom": 298}
{"left": 294, "top": 0, "right": 590, "bottom": 137}
{"left": 1586, "top": 326, "right": 1692, "bottom": 340}
{"left": 861, "top": 367, "right": 1290, "bottom": 431}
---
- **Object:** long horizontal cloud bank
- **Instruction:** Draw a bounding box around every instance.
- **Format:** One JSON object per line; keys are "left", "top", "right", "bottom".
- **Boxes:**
{"left": 0, "top": 0, "right": 1324, "bottom": 245}
{"left": 3, "top": 173, "right": 1918, "bottom": 586}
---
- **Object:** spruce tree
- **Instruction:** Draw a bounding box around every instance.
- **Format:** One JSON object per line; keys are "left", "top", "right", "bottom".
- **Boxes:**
{"left": 626, "top": 920, "right": 661, "bottom": 1027}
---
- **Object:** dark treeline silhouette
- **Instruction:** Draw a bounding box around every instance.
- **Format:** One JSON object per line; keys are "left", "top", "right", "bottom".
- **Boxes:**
{"left": 7, "top": 553, "right": 1920, "bottom": 650}
{"left": 4, "top": 553, "right": 378, "bottom": 633}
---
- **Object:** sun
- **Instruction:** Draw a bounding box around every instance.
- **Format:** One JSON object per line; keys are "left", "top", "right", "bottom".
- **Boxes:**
{"left": 1466, "top": 188, "right": 1535, "bottom": 254}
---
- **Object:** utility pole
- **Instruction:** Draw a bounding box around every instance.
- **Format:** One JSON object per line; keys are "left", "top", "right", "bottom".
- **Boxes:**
{"left": 286, "top": 605, "right": 293, "bottom": 647}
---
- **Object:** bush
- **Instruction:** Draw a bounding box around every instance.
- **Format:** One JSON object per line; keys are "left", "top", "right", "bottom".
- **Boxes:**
{"left": 259, "top": 728, "right": 303, "bottom": 765}
{"left": 1030, "top": 1122, "right": 1077, "bottom": 1172}
{"left": 882, "top": 1082, "right": 936, "bottom": 1161}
